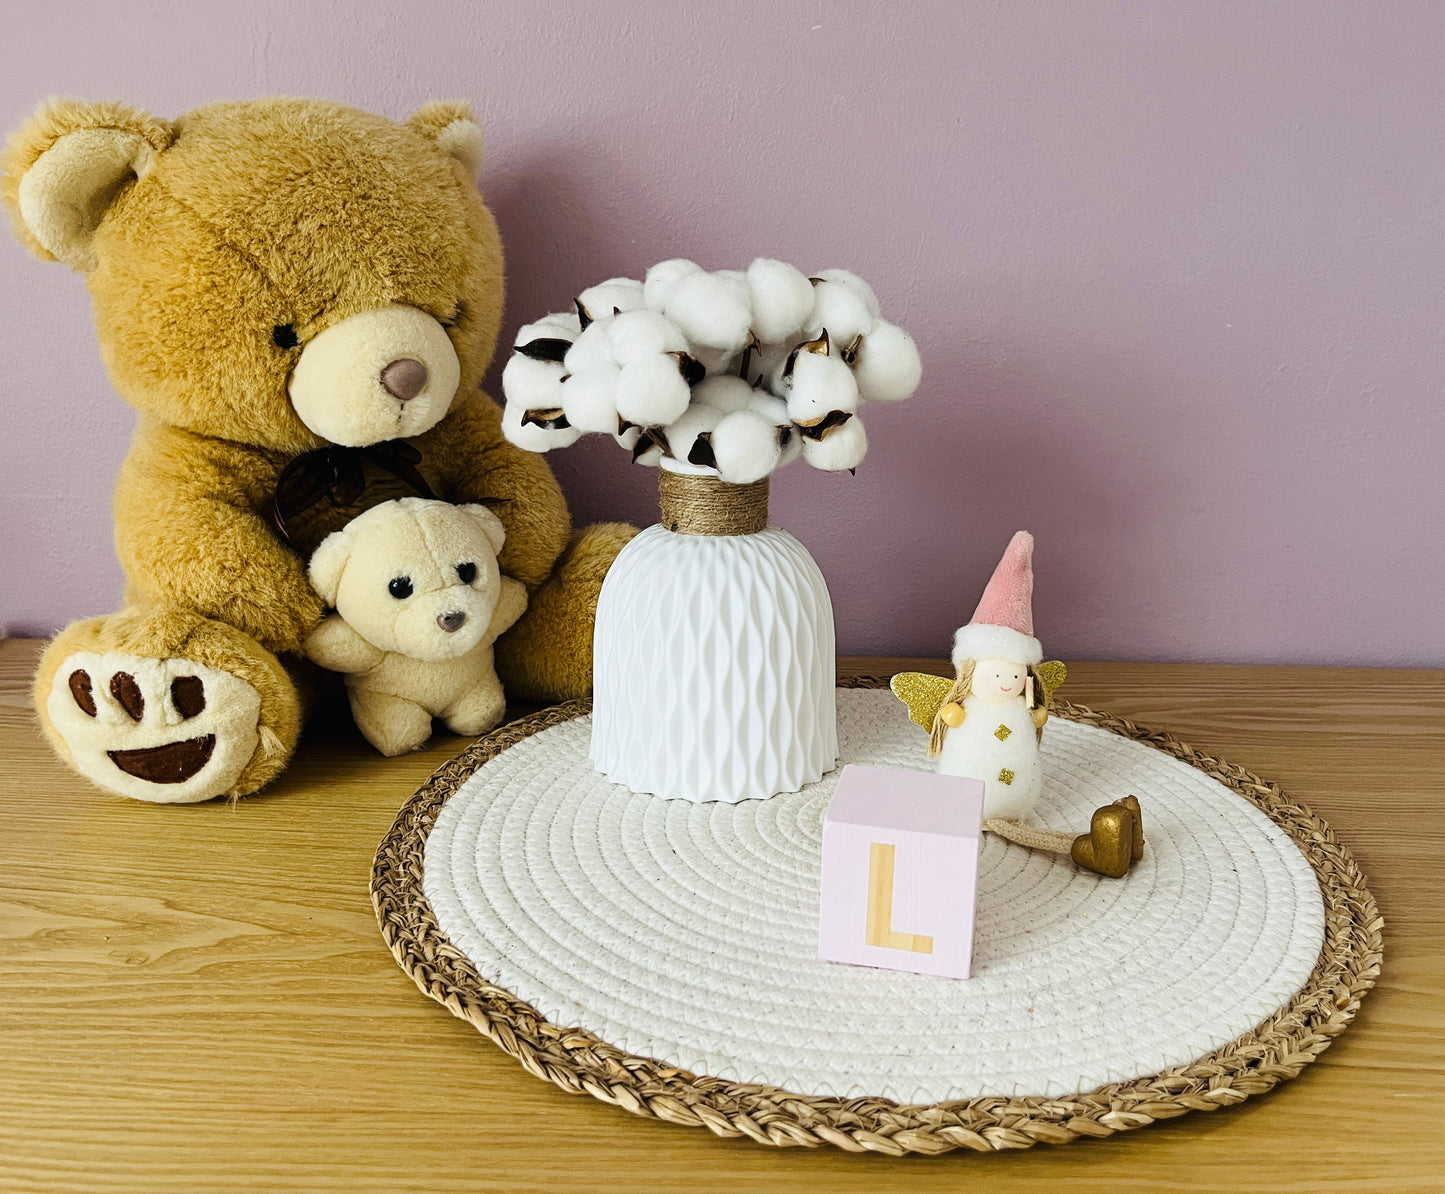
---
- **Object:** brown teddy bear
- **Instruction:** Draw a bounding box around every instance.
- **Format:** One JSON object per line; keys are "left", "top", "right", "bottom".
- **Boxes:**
{"left": 2, "top": 97, "right": 634, "bottom": 803}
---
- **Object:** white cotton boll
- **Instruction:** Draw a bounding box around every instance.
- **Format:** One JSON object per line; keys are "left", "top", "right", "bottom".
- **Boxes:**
{"left": 563, "top": 321, "right": 618, "bottom": 375}
{"left": 711, "top": 409, "right": 782, "bottom": 484}
{"left": 611, "top": 420, "right": 650, "bottom": 459}
{"left": 762, "top": 349, "right": 792, "bottom": 398}
{"left": 501, "top": 390, "right": 582, "bottom": 453}
{"left": 607, "top": 309, "right": 688, "bottom": 366}
{"left": 782, "top": 349, "right": 860, "bottom": 426}
{"left": 747, "top": 389, "right": 790, "bottom": 423}
{"left": 780, "top": 427, "right": 803, "bottom": 465}
{"left": 802, "top": 414, "right": 868, "bottom": 472}
{"left": 690, "top": 344, "right": 742, "bottom": 376}
{"left": 813, "top": 268, "right": 881, "bottom": 319}
{"left": 635, "top": 435, "right": 665, "bottom": 467}
{"left": 665, "top": 271, "right": 754, "bottom": 353}
{"left": 516, "top": 310, "right": 582, "bottom": 345}
{"left": 612, "top": 421, "right": 665, "bottom": 466}
{"left": 500, "top": 351, "right": 576, "bottom": 452}
{"left": 693, "top": 374, "right": 756, "bottom": 414}
{"left": 616, "top": 354, "right": 692, "bottom": 427}
{"left": 560, "top": 365, "right": 622, "bottom": 434}
{"left": 643, "top": 258, "right": 704, "bottom": 310}
{"left": 747, "top": 391, "right": 802, "bottom": 467}
{"left": 501, "top": 351, "right": 565, "bottom": 411}
{"left": 805, "top": 279, "right": 875, "bottom": 349}
{"left": 777, "top": 424, "right": 804, "bottom": 467}
{"left": 746, "top": 258, "right": 815, "bottom": 344}
{"left": 745, "top": 341, "right": 789, "bottom": 390}
{"left": 577, "top": 277, "right": 645, "bottom": 321}
{"left": 852, "top": 321, "right": 923, "bottom": 403}
{"left": 659, "top": 403, "right": 722, "bottom": 475}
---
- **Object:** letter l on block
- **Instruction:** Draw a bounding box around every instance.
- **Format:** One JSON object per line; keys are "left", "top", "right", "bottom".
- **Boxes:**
{"left": 866, "top": 842, "right": 934, "bottom": 953}
{"left": 818, "top": 765, "right": 985, "bottom": 979}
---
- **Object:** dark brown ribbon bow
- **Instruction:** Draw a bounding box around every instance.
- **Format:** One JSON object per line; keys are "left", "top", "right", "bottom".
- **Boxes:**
{"left": 269, "top": 440, "right": 437, "bottom": 548}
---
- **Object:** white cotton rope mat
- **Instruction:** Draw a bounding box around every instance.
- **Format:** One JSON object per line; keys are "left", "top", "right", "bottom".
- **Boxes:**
{"left": 423, "top": 689, "right": 1325, "bottom": 1104}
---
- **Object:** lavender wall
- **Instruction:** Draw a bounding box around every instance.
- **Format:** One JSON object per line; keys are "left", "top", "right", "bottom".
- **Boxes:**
{"left": 2, "top": 1, "right": 1441, "bottom": 666}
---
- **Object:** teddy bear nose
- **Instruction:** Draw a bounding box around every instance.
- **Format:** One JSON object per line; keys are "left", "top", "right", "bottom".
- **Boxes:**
{"left": 380, "top": 358, "right": 428, "bottom": 402}
{"left": 437, "top": 610, "right": 468, "bottom": 633}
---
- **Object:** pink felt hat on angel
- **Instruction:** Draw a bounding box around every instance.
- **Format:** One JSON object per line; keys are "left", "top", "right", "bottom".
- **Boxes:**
{"left": 952, "top": 531, "right": 1043, "bottom": 666}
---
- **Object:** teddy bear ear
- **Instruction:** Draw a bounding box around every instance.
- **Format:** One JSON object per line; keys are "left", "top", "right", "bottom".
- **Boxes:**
{"left": 308, "top": 526, "right": 355, "bottom": 607}
{"left": 459, "top": 504, "right": 507, "bottom": 556}
{"left": 407, "top": 102, "right": 484, "bottom": 182}
{"left": 2, "top": 99, "right": 175, "bottom": 269}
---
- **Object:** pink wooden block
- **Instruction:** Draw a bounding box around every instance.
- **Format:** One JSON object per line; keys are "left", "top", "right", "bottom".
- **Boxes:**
{"left": 818, "top": 764, "right": 985, "bottom": 979}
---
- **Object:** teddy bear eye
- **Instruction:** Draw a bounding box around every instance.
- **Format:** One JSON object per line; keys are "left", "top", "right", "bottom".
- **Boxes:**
{"left": 456, "top": 562, "right": 477, "bottom": 584}
{"left": 272, "top": 324, "right": 300, "bottom": 349}
{"left": 439, "top": 301, "right": 466, "bottom": 329}
{"left": 388, "top": 576, "right": 414, "bottom": 599}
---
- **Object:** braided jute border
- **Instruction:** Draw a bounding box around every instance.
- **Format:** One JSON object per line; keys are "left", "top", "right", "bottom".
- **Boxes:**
{"left": 370, "top": 678, "right": 1383, "bottom": 1155}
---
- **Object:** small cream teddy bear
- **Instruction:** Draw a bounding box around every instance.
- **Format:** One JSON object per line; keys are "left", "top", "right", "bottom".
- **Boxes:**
{"left": 304, "top": 498, "right": 527, "bottom": 756}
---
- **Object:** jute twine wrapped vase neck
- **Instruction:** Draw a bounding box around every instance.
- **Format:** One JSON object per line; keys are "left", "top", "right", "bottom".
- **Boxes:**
{"left": 590, "top": 469, "right": 838, "bottom": 802}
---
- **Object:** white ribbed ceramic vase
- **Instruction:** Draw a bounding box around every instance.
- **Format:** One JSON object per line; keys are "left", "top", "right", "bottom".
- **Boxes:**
{"left": 590, "top": 477, "right": 837, "bottom": 802}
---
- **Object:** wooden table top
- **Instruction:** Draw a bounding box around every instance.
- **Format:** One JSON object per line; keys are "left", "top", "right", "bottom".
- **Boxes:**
{"left": 2, "top": 636, "right": 1442, "bottom": 1192}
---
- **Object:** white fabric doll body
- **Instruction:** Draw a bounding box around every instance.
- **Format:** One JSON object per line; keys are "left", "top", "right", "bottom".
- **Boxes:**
{"left": 934, "top": 661, "right": 1043, "bottom": 822}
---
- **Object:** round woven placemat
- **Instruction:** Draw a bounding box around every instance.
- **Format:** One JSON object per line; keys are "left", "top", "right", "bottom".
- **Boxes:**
{"left": 371, "top": 678, "right": 1382, "bottom": 1155}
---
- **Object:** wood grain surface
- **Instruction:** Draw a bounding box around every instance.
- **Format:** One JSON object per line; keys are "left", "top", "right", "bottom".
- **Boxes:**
{"left": 2, "top": 636, "right": 1442, "bottom": 1192}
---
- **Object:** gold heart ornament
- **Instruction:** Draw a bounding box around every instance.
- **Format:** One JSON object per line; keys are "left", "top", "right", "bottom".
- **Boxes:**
{"left": 1071, "top": 798, "right": 1144, "bottom": 878}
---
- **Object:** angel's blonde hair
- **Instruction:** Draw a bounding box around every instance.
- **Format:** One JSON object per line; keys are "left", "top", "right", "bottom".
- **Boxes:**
{"left": 927, "top": 659, "right": 975, "bottom": 758}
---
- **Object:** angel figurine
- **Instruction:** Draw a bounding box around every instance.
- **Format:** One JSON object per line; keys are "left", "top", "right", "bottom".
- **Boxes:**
{"left": 891, "top": 532, "right": 1143, "bottom": 878}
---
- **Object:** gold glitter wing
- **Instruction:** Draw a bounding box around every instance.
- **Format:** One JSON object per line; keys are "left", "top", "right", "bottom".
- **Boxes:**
{"left": 1035, "top": 660, "right": 1068, "bottom": 704}
{"left": 890, "top": 672, "right": 953, "bottom": 732}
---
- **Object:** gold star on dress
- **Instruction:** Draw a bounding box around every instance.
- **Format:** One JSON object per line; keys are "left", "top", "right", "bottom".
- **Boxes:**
{"left": 995, "top": 724, "right": 1012, "bottom": 741}
{"left": 998, "top": 768, "right": 1015, "bottom": 785}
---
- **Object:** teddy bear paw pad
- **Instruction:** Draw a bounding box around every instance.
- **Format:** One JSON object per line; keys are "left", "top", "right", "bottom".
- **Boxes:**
{"left": 46, "top": 653, "right": 263, "bottom": 803}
